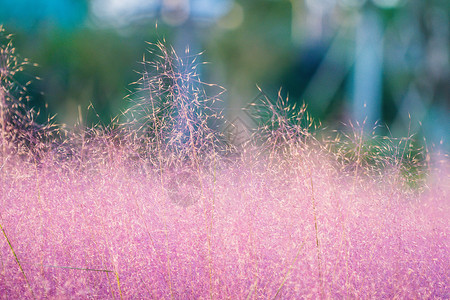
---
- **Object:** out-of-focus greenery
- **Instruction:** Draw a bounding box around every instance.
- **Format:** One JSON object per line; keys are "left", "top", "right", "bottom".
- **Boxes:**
{"left": 0, "top": 0, "right": 448, "bottom": 149}
{"left": 12, "top": 28, "right": 164, "bottom": 126}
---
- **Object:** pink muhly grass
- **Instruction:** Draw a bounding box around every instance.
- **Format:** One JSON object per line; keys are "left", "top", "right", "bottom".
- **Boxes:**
{"left": 0, "top": 27, "right": 449, "bottom": 299}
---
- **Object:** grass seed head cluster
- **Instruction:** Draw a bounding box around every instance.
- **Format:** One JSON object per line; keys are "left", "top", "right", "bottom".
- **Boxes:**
{"left": 0, "top": 27, "right": 449, "bottom": 299}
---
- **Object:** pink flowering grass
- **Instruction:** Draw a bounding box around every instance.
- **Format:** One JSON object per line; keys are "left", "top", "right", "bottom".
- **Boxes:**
{"left": 0, "top": 27, "right": 449, "bottom": 298}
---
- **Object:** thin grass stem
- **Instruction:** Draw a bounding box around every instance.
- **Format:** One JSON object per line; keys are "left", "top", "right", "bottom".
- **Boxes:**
{"left": 0, "top": 223, "right": 35, "bottom": 299}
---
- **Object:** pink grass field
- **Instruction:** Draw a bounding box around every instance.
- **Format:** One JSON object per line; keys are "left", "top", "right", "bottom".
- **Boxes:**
{"left": 1, "top": 27, "right": 449, "bottom": 298}
{"left": 0, "top": 146, "right": 449, "bottom": 299}
{"left": 0, "top": 144, "right": 449, "bottom": 299}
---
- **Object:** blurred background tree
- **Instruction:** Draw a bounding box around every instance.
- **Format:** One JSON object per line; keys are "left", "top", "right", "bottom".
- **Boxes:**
{"left": 0, "top": 0, "right": 448, "bottom": 149}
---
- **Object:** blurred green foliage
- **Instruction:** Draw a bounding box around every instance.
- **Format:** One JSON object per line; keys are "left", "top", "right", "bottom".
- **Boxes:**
{"left": 8, "top": 27, "right": 165, "bottom": 125}
{"left": 0, "top": 0, "right": 448, "bottom": 150}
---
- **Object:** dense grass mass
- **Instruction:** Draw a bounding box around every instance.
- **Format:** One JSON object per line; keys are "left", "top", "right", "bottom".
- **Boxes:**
{"left": 1, "top": 27, "right": 449, "bottom": 298}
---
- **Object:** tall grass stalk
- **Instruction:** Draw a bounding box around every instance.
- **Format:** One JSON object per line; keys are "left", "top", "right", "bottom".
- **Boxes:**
{"left": 310, "top": 174, "right": 323, "bottom": 297}
{"left": 273, "top": 240, "right": 305, "bottom": 299}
